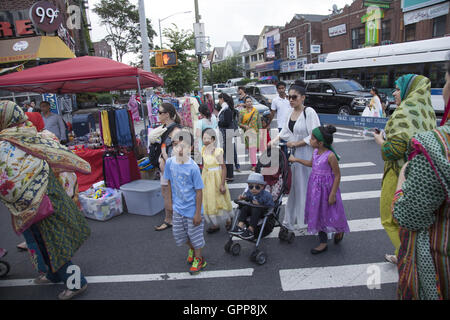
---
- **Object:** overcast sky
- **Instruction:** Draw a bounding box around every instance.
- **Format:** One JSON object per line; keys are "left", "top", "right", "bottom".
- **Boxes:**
{"left": 88, "top": 0, "right": 355, "bottom": 64}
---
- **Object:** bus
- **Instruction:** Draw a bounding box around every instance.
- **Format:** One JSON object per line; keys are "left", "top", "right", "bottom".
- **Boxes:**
{"left": 304, "top": 37, "right": 450, "bottom": 114}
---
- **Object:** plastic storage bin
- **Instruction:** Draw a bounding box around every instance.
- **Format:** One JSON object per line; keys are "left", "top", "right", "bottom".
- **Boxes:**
{"left": 79, "top": 188, "right": 123, "bottom": 221}
{"left": 120, "top": 180, "right": 164, "bottom": 216}
{"left": 72, "top": 114, "right": 96, "bottom": 137}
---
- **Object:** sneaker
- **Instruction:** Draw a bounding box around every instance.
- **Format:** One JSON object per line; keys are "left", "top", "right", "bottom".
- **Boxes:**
{"left": 189, "top": 257, "right": 207, "bottom": 275}
{"left": 384, "top": 254, "right": 398, "bottom": 264}
{"left": 187, "top": 248, "right": 194, "bottom": 264}
{"left": 240, "top": 228, "right": 254, "bottom": 240}
{"left": 229, "top": 226, "right": 245, "bottom": 236}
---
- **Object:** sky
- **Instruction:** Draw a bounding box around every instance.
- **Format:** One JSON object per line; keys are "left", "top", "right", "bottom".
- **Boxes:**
{"left": 88, "top": 0, "right": 355, "bottom": 64}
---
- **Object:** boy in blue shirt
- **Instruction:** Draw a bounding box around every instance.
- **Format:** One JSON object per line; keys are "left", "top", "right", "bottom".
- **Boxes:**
{"left": 229, "top": 173, "right": 274, "bottom": 240}
{"left": 164, "top": 130, "right": 206, "bottom": 275}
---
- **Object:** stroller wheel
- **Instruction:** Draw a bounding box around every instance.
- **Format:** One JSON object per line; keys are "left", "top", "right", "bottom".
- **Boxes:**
{"left": 255, "top": 251, "right": 267, "bottom": 265}
{"left": 224, "top": 240, "right": 233, "bottom": 253}
{"left": 278, "top": 227, "right": 288, "bottom": 241}
{"left": 287, "top": 232, "right": 295, "bottom": 244}
{"left": 0, "top": 261, "right": 10, "bottom": 278}
{"left": 250, "top": 249, "right": 259, "bottom": 262}
{"left": 230, "top": 243, "right": 241, "bottom": 256}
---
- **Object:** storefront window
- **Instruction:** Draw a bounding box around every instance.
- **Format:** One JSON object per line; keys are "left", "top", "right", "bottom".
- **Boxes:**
{"left": 405, "top": 24, "right": 416, "bottom": 42}
{"left": 433, "top": 16, "right": 446, "bottom": 38}
{"left": 351, "top": 27, "right": 365, "bottom": 49}
{"left": 298, "top": 40, "right": 303, "bottom": 55}
{"left": 382, "top": 20, "right": 391, "bottom": 42}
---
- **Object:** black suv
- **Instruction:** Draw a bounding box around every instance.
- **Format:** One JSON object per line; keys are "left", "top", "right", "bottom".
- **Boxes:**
{"left": 304, "top": 79, "right": 386, "bottom": 115}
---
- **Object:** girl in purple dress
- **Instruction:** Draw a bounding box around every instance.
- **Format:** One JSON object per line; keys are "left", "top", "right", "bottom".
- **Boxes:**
{"left": 289, "top": 125, "right": 349, "bottom": 254}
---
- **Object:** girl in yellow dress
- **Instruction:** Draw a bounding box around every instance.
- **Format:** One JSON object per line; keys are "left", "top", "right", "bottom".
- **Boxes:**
{"left": 201, "top": 128, "right": 233, "bottom": 233}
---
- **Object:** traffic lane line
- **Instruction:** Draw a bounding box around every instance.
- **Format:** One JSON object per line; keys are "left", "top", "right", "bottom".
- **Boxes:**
{"left": 279, "top": 262, "right": 398, "bottom": 292}
{"left": 0, "top": 268, "right": 255, "bottom": 288}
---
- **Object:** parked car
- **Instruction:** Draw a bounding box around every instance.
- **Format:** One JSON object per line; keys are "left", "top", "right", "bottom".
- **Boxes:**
{"left": 226, "top": 78, "right": 244, "bottom": 87}
{"left": 304, "top": 78, "right": 389, "bottom": 116}
{"left": 233, "top": 96, "right": 269, "bottom": 115}
{"left": 244, "top": 84, "right": 278, "bottom": 107}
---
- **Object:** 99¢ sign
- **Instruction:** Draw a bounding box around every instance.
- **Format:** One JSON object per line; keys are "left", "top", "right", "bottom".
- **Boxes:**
{"left": 29, "top": 1, "right": 63, "bottom": 33}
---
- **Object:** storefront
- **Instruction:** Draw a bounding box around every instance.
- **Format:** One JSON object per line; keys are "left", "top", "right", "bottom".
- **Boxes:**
{"left": 279, "top": 58, "right": 308, "bottom": 80}
{"left": 255, "top": 59, "right": 282, "bottom": 80}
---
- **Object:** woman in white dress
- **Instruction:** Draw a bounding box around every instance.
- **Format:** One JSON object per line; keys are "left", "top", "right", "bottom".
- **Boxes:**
{"left": 361, "top": 87, "right": 383, "bottom": 135}
{"left": 270, "top": 82, "right": 321, "bottom": 231}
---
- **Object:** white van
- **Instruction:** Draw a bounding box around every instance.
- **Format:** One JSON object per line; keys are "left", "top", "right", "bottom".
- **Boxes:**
{"left": 226, "top": 78, "right": 244, "bottom": 87}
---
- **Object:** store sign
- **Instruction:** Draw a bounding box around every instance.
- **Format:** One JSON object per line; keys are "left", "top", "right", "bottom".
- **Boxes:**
{"left": 401, "top": 0, "right": 447, "bottom": 12}
{"left": 310, "top": 45, "right": 321, "bottom": 54}
{"left": 363, "top": 0, "right": 392, "bottom": 8}
{"left": 42, "top": 93, "right": 60, "bottom": 114}
{"left": 288, "top": 37, "right": 297, "bottom": 60}
{"left": 12, "top": 40, "right": 29, "bottom": 52}
{"left": 0, "top": 17, "right": 36, "bottom": 38}
{"left": 361, "top": 7, "right": 384, "bottom": 46}
{"left": 403, "top": 1, "right": 449, "bottom": 25}
{"left": 280, "top": 58, "right": 308, "bottom": 73}
{"left": 266, "top": 36, "right": 275, "bottom": 59}
{"left": 328, "top": 24, "right": 347, "bottom": 37}
{"left": 29, "top": 1, "right": 63, "bottom": 33}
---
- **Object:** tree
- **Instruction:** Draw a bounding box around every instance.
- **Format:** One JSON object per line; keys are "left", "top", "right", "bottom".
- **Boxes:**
{"left": 157, "top": 25, "right": 197, "bottom": 96}
{"left": 205, "top": 55, "right": 243, "bottom": 84}
{"left": 93, "top": 0, "right": 156, "bottom": 62}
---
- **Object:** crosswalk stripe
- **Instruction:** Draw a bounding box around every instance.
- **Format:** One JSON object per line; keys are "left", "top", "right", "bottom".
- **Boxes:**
{"left": 231, "top": 217, "right": 383, "bottom": 241}
{"left": 233, "top": 162, "right": 376, "bottom": 176}
{"left": 279, "top": 262, "right": 398, "bottom": 291}
{"left": 231, "top": 190, "right": 380, "bottom": 209}
{"left": 228, "top": 174, "right": 382, "bottom": 189}
{"left": 0, "top": 268, "right": 255, "bottom": 288}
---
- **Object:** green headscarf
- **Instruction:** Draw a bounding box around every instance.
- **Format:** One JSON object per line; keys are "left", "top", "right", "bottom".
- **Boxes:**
{"left": 395, "top": 74, "right": 416, "bottom": 102}
{"left": 312, "top": 126, "right": 340, "bottom": 161}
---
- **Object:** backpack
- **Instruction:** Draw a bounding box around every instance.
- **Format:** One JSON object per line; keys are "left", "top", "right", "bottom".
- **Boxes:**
{"left": 148, "top": 123, "right": 180, "bottom": 169}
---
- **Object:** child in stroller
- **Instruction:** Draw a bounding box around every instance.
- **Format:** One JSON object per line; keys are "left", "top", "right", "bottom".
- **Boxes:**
{"left": 229, "top": 173, "right": 275, "bottom": 240}
{"left": 224, "top": 145, "right": 292, "bottom": 265}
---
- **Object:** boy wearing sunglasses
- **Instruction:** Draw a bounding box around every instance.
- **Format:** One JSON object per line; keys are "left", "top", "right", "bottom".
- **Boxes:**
{"left": 230, "top": 173, "right": 274, "bottom": 240}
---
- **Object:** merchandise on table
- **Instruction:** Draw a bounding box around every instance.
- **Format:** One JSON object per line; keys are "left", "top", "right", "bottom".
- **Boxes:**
{"left": 120, "top": 179, "right": 164, "bottom": 216}
{"left": 79, "top": 187, "right": 123, "bottom": 221}
{"left": 72, "top": 114, "right": 96, "bottom": 137}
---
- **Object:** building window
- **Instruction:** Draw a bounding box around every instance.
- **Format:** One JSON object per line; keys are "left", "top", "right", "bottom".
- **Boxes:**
{"left": 251, "top": 54, "right": 258, "bottom": 62}
{"left": 405, "top": 23, "right": 416, "bottom": 42}
{"left": 381, "top": 20, "right": 390, "bottom": 42}
{"left": 351, "top": 27, "right": 365, "bottom": 49}
{"left": 299, "top": 40, "right": 303, "bottom": 55}
{"left": 433, "top": 16, "right": 446, "bottom": 38}
{"left": 258, "top": 53, "right": 264, "bottom": 60}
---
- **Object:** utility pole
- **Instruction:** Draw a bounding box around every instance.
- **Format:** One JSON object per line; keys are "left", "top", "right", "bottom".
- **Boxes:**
{"left": 139, "top": 0, "right": 151, "bottom": 72}
{"left": 194, "top": 0, "right": 203, "bottom": 90}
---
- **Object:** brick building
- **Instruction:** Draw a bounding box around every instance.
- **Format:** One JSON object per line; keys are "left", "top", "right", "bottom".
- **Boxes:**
{"left": 321, "top": 0, "right": 449, "bottom": 54}
{"left": 93, "top": 39, "right": 112, "bottom": 59}
{"left": 278, "top": 14, "right": 327, "bottom": 80}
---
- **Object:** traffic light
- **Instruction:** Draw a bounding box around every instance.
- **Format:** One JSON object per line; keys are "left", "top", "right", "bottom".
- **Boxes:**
{"left": 151, "top": 50, "right": 177, "bottom": 68}
{"left": 162, "top": 51, "right": 177, "bottom": 67}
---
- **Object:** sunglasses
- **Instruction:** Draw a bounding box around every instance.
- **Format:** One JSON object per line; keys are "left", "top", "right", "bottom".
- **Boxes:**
{"left": 248, "top": 184, "right": 262, "bottom": 190}
{"left": 288, "top": 95, "right": 298, "bottom": 101}
{"left": 158, "top": 110, "right": 167, "bottom": 114}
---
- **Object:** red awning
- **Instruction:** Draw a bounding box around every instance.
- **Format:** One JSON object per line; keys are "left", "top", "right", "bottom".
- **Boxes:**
{"left": 0, "top": 56, "right": 164, "bottom": 93}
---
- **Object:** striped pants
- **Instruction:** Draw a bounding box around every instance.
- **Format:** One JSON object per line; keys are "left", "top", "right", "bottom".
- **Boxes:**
{"left": 172, "top": 211, "right": 205, "bottom": 249}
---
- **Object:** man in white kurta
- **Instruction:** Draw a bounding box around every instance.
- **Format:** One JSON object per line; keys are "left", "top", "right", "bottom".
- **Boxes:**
{"left": 279, "top": 107, "right": 320, "bottom": 231}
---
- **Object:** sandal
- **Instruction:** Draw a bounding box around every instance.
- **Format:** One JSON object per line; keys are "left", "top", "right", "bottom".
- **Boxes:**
{"left": 225, "top": 220, "right": 232, "bottom": 231}
{"left": 384, "top": 254, "right": 398, "bottom": 265}
{"left": 58, "top": 284, "right": 88, "bottom": 300}
{"left": 206, "top": 226, "right": 220, "bottom": 234}
{"left": 17, "top": 241, "right": 27, "bottom": 252}
{"left": 34, "top": 275, "right": 52, "bottom": 285}
{"left": 334, "top": 233, "right": 344, "bottom": 244}
{"left": 155, "top": 222, "right": 172, "bottom": 231}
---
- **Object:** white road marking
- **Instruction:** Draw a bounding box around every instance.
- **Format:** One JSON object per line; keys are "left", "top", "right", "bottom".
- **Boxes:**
{"left": 231, "top": 217, "right": 383, "bottom": 241}
{"left": 279, "top": 262, "right": 398, "bottom": 291}
{"left": 0, "top": 268, "right": 255, "bottom": 288}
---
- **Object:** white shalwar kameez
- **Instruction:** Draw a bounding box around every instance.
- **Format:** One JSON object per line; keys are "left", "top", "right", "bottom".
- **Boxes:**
{"left": 279, "top": 107, "right": 321, "bottom": 231}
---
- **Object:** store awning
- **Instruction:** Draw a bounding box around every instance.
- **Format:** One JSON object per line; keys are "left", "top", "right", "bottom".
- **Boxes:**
{"left": 0, "top": 36, "right": 75, "bottom": 64}
{"left": 255, "top": 59, "right": 281, "bottom": 72}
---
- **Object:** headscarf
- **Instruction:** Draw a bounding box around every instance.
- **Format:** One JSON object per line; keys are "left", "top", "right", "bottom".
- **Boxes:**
{"left": 312, "top": 127, "right": 340, "bottom": 161}
{"left": 385, "top": 75, "right": 437, "bottom": 141}
{"left": 0, "top": 100, "right": 90, "bottom": 234}
{"left": 25, "top": 112, "right": 44, "bottom": 132}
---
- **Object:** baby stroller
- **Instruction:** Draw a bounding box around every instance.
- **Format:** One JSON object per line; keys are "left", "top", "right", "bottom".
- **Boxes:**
{"left": 224, "top": 145, "right": 292, "bottom": 265}
{"left": 0, "top": 248, "right": 10, "bottom": 278}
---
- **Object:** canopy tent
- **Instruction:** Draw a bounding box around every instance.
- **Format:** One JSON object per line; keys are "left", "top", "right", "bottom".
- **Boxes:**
{"left": 0, "top": 55, "right": 164, "bottom": 93}
{"left": 0, "top": 36, "right": 75, "bottom": 64}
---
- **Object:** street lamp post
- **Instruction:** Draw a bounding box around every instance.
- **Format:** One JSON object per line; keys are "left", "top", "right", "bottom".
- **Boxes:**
{"left": 158, "top": 11, "right": 192, "bottom": 49}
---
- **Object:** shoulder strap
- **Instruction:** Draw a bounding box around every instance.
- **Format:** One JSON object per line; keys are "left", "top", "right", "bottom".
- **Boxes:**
{"left": 303, "top": 106, "right": 308, "bottom": 120}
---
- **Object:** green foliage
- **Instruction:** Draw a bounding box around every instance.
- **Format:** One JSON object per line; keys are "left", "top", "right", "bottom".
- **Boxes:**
{"left": 156, "top": 25, "right": 197, "bottom": 96}
{"left": 76, "top": 92, "right": 118, "bottom": 104}
{"left": 93, "top": 0, "right": 156, "bottom": 62}
{"left": 205, "top": 56, "right": 243, "bottom": 84}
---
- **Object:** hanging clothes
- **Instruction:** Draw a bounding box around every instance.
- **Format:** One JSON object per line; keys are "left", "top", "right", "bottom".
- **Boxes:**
{"left": 128, "top": 95, "right": 140, "bottom": 122}
{"left": 115, "top": 109, "right": 133, "bottom": 147}
{"left": 101, "top": 110, "right": 112, "bottom": 147}
{"left": 107, "top": 109, "right": 118, "bottom": 146}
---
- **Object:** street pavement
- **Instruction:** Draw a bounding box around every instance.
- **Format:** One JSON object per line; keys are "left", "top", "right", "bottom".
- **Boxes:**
{"left": 0, "top": 117, "right": 398, "bottom": 300}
